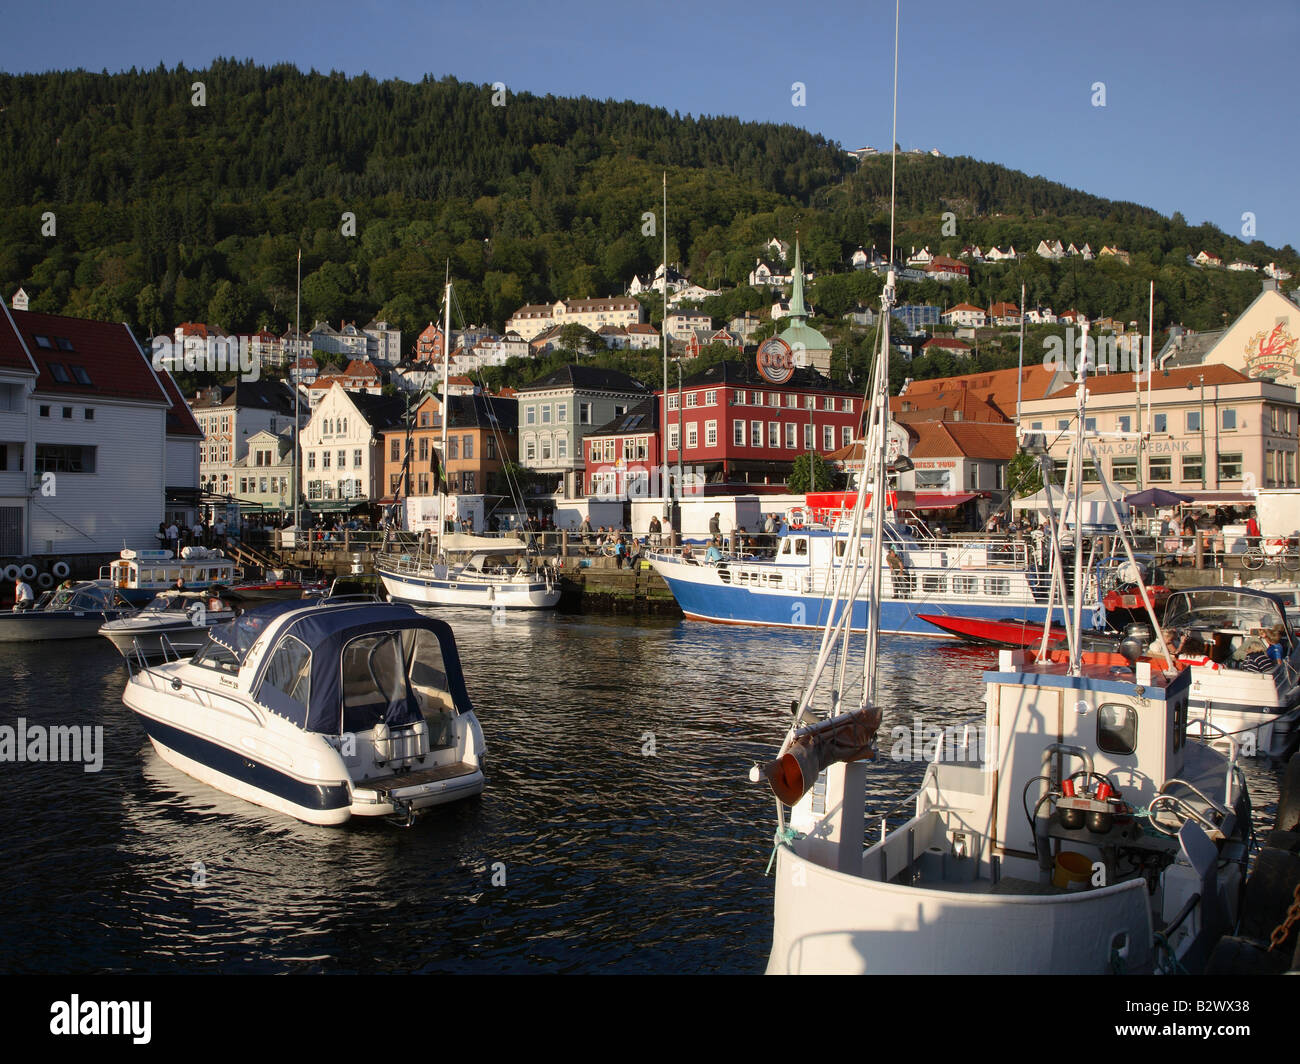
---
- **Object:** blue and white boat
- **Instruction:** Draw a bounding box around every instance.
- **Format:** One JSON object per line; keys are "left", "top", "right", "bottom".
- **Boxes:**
{"left": 648, "top": 518, "right": 1074, "bottom": 636}
{"left": 122, "top": 600, "right": 486, "bottom": 825}
{"left": 100, "top": 548, "right": 242, "bottom": 605}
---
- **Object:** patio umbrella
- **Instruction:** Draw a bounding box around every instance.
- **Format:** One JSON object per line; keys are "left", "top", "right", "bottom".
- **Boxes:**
{"left": 1124, "top": 487, "right": 1192, "bottom": 508}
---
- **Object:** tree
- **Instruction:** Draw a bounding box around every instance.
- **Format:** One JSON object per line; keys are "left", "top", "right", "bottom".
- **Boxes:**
{"left": 1007, "top": 450, "right": 1044, "bottom": 498}
{"left": 787, "top": 452, "right": 838, "bottom": 493}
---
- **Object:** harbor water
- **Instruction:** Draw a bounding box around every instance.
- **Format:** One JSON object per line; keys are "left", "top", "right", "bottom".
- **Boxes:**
{"left": 0, "top": 615, "right": 1284, "bottom": 974}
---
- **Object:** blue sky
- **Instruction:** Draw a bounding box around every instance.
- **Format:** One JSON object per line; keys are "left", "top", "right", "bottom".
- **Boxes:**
{"left": 4, "top": 0, "right": 1298, "bottom": 250}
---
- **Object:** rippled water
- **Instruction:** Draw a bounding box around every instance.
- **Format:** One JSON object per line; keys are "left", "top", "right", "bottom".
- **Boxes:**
{"left": 0, "top": 615, "right": 1284, "bottom": 974}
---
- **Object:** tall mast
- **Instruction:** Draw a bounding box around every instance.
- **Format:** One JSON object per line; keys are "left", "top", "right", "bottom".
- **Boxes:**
{"left": 294, "top": 247, "right": 301, "bottom": 530}
{"left": 1070, "top": 322, "right": 1091, "bottom": 676}
{"left": 661, "top": 171, "right": 669, "bottom": 517}
{"left": 441, "top": 266, "right": 452, "bottom": 540}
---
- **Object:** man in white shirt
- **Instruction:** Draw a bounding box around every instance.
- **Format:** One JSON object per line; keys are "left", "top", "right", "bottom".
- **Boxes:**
{"left": 13, "top": 578, "right": 35, "bottom": 612}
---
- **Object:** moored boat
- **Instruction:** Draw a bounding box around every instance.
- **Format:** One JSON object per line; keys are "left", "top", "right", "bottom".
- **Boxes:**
{"left": 121, "top": 600, "right": 486, "bottom": 825}
{"left": 99, "top": 590, "right": 237, "bottom": 660}
{"left": 99, "top": 548, "right": 242, "bottom": 605}
{"left": 0, "top": 582, "right": 135, "bottom": 642}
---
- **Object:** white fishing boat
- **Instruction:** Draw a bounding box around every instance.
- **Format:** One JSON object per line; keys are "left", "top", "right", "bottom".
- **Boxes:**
{"left": 99, "top": 590, "right": 237, "bottom": 660}
{"left": 756, "top": 13, "right": 1249, "bottom": 973}
{"left": 121, "top": 600, "right": 487, "bottom": 825}
{"left": 374, "top": 277, "right": 559, "bottom": 611}
{"left": 100, "top": 548, "right": 242, "bottom": 605}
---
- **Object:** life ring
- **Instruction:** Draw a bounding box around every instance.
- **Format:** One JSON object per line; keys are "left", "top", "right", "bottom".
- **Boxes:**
{"left": 36, "top": 572, "right": 54, "bottom": 589}
{"left": 786, "top": 507, "right": 809, "bottom": 528}
{"left": 52, "top": 560, "right": 70, "bottom": 579}
{"left": 2, "top": 564, "right": 20, "bottom": 581}
{"left": 19, "top": 563, "right": 37, "bottom": 580}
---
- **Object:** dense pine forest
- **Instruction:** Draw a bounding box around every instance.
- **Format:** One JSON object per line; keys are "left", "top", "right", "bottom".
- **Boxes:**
{"left": 1, "top": 59, "right": 1295, "bottom": 380}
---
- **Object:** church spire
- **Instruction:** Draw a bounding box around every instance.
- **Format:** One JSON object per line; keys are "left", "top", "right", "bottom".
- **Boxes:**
{"left": 788, "top": 237, "right": 808, "bottom": 321}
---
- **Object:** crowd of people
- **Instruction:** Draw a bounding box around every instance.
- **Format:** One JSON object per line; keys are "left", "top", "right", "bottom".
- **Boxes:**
{"left": 1147, "top": 622, "right": 1289, "bottom": 672}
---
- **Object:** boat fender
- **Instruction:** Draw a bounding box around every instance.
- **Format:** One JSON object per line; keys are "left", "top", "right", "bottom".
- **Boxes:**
{"left": 2, "top": 564, "right": 19, "bottom": 581}
{"left": 1237, "top": 847, "right": 1300, "bottom": 949}
{"left": 1277, "top": 755, "right": 1300, "bottom": 832}
{"left": 19, "top": 563, "right": 36, "bottom": 580}
{"left": 1203, "top": 935, "right": 1290, "bottom": 975}
{"left": 36, "top": 572, "right": 54, "bottom": 589}
{"left": 51, "top": 560, "right": 70, "bottom": 579}
{"left": 374, "top": 721, "right": 391, "bottom": 764}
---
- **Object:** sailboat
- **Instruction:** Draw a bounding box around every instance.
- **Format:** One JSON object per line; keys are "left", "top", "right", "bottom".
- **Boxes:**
{"left": 755, "top": 5, "right": 1249, "bottom": 974}
{"left": 375, "top": 279, "right": 560, "bottom": 610}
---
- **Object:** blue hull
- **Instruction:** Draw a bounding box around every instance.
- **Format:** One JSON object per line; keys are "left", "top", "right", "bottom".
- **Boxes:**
{"left": 660, "top": 573, "right": 1066, "bottom": 636}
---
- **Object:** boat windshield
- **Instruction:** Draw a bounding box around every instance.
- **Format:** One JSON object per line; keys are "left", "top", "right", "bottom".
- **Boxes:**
{"left": 48, "top": 585, "right": 125, "bottom": 611}
{"left": 142, "top": 594, "right": 182, "bottom": 612}
{"left": 1164, "top": 590, "right": 1286, "bottom": 634}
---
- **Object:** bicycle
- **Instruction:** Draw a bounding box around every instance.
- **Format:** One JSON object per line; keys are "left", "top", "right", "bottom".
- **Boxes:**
{"left": 1242, "top": 538, "right": 1300, "bottom": 571}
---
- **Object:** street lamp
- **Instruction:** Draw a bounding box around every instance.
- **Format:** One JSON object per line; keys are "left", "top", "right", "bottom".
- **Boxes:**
{"left": 1187, "top": 375, "right": 1206, "bottom": 491}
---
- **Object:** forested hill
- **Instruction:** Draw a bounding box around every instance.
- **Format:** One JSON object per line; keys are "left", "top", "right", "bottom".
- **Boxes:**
{"left": 0, "top": 60, "right": 1295, "bottom": 344}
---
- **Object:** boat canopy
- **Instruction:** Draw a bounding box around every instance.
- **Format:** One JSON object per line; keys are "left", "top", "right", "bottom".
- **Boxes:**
{"left": 1163, "top": 586, "right": 1290, "bottom": 635}
{"left": 441, "top": 533, "right": 528, "bottom": 552}
{"left": 48, "top": 584, "right": 131, "bottom": 611}
{"left": 249, "top": 604, "right": 474, "bottom": 734}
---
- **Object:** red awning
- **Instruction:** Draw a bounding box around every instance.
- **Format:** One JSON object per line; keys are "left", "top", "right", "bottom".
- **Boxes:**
{"left": 910, "top": 492, "right": 978, "bottom": 510}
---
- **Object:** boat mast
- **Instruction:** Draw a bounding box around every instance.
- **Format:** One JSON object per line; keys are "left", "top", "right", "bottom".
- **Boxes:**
{"left": 294, "top": 247, "right": 301, "bottom": 531}
{"left": 661, "top": 171, "right": 670, "bottom": 520}
{"left": 441, "top": 267, "right": 452, "bottom": 546}
{"left": 861, "top": 0, "right": 902, "bottom": 702}
{"left": 1069, "top": 322, "right": 1091, "bottom": 676}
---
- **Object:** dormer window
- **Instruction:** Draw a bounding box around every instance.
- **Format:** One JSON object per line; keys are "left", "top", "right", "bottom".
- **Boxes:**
{"left": 33, "top": 335, "right": 52, "bottom": 349}
{"left": 49, "top": 363, "right": 71, "bottom": 383}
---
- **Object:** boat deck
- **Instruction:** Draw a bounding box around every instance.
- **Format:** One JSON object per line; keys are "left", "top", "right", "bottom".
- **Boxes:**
{"left": 353, "top": 762, "right": 479, "bottom": 795}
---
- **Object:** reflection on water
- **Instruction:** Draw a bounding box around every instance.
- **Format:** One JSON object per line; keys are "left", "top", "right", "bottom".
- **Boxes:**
{"left": 0, "top": 616, "right": 1284, "bottom": 973}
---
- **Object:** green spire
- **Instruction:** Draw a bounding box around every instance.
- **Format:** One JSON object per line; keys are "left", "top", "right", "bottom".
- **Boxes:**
{"left": 788, "top": 238, "right": 807, "bottom": 320}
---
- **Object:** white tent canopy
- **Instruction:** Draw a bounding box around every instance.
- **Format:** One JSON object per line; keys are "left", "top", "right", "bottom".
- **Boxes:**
{"left": 1011, "top": 488, "right": 1128, "bottom": 528}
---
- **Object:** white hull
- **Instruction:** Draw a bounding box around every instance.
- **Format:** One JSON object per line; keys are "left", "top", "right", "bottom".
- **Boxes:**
{"left": 377, "top": 568, "right": 560, "bottom": 610}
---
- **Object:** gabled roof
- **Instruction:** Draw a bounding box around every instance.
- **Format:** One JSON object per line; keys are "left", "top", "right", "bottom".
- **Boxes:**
{"left": 516, "top": 364, "right": 651, "bottom": 394}
{"left": 8, "top": 308, "right": 170, "bottom": 405}
{"left": 346, "top": 391, "right": 408, "bottom": 431}
{"left": 901, "top": 365, "right": 1060, "bottom": 417}
{"left": 909, "top": 420, "right": 1017, "bottom": 461}
{"left": 341, "top": 359, "right": 381, "bottom": 378}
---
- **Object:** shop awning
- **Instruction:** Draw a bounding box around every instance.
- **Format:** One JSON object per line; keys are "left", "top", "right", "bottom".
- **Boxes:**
{"left": 910, "top": 492, "right": 978, "bottom": 510}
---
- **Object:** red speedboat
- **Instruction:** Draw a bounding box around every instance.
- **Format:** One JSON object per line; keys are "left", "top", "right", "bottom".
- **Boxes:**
{"left": 917, "top": 614, "right": 1067, "bottom": 648}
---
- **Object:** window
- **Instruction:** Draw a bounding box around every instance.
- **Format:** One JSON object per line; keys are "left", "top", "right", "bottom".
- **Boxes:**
{"left": 786, "top": 394, "right": 797, "bottom": 408}
{"left": 557, "top": 438, "right": 566, "bottom": 459}
{"left": 1182, "top": 454, "right": 1204, "bottom": 482}
{"left": 667, "top": 395, "right": 679, "bottom": 410}
{"left": 804, "top": 424, "right": 813, "bottom": 449}
{"left": 1111, "top": 458, "right": 1137, "bottom": 482}
{"left": 486, "top": 437, "right": 496, "bottom": 460}
{"left": 751, "top": 420, "right": 762, "bottom": 447}
{"left": 1117, "top": 415, "right": 1131, "bottom": 432}
{"left": 417, "top": 473, "right": 429, "bottom": 494}
{"left": 1222, "top": 408, "right": 1237, "bottom": 430}
{"left": 822, "top": 425, "right": 833, "bottom": 451}
{"left": 985, "top": 576, "right": 1010, "bottom": 596}
{"left": 954, "top": 575, "right": 979, "bottom": 596}
{"left": 35, "top": 444, "right": 95, "bottom": 474}
{"left": 1084, "top": 417, "right": 1096, "bottom": 432}
{"left": 463, "top": 472, "right": 475, "bottom": 492}
{"left": 668, "top": 427, "right": 680, "bottom": 451}
{"left": 62, "top": 407, "right": 72, "bottom": 419}
{"left": 390, "top": 438, "right": 400, "bottom": 461}
{"left": 526, "top": 406, "right": 536, "bottom": 425}
{"left": 84, "top": 408, "right": 94, "bottom": 421}
{"left": 1186, "top": 410, "right": 1201, "bottom": 432}
{"left": 259, "top": 477, "right": 268, "bottom": 493}
{"left": 448, "top": 438, "right": 458, "bottom": 460}
{"left": 1057, "top": 419, "right": 1069, "bottom": 431}
{"left": 685, "top": 393, "right": 698, "bottom": 408}
{"left": 1218, "top": 452, "right": 1243, "bottom": 481}
{"left": 353, "top": 449, "right": 362, "bottom": 467}
{"left": 921, "top": 575, "right": 946, "bottom": 594}
{"left": 337, "top": 450, "right": 346, "bottom": 469}
{"left": 1153, "top": 413, "right": 1167, "bottom": 433}
{"left": 39, "top": 405, "right": 49, "bottom": 418}
{"left": 525, "top": 440, "right": 536, "bottom": 462}
{"left": 420, "top": 412, "right": 430, "bottom": 427}
{"left": 734, "top": 420, "right": 745, "bottom": 446}
{"left": 687, "top": 424, "right": 698, "bottom": 449}
{"left": 580, "top": 403, "right": 592, "bottom": 424}
{"left": 49, "top": 362, "right": 70, "bottom": 383}
{"left": 705, "top": 421, "right": 717, "bottom": 447}
{"left": 1030, "top": 421, "right": 1043, "bottom": 430}
{"left": 33, "top": 335, "right": 52, "bottom": 349}
{"left": 541, "top": 405, "right": 551, "bottom": 424}
{"left": 763, "top": 422, "right": 776, "bottom": 448}
{"left": 1082, "top": 461, "right": 1099, "bottom": 483}
{"left": 1148, "top": 456, "right": 1171, "bottom": 482}
{"left": 785, "top": 423, "right": 797, "bottom": 449}
{"left": 705, "top": 390, "right": 717, "bottom": 406}
{"left": 557, "top": 403, "right": 567, "bottom": 423}
{"left": 308, "top": 452, "right": 316, "bottom": 470}
{"left": 1097, "top": 704, "right": 1137, "bottom": 755}
{"left": 419, "top": 438, "right": 429, "bottom": 461}
{"left": 322, "top": 451, "right": 331, "bottom": 469}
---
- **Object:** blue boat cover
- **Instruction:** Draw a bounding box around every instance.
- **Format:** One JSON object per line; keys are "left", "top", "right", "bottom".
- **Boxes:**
{"left": 246, "top": 603, "right": 475, "bottom": 734}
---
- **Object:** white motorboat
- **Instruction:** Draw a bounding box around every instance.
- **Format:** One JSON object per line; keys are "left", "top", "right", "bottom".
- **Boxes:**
{"left": 1160, "top": 586, "right": 1300, "bottom": 758}
{"left": 121, "top": 600, "right": 487, "bottom": 825}
{"left": 0, "top": 582, "right": 136, "bottom": 642}
{"left": 99, "top": 547, "right": 242, "bottom": 606}
{"left": 99, "top": 590, "right": 238, "bottom": 660}
{"left": 756, "top": 16, "right": 1249, "bottom": 972}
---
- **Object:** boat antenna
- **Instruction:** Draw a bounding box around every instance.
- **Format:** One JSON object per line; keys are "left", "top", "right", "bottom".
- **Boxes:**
{"left": 294, "top": 246, "right": 302, "bottom": 532}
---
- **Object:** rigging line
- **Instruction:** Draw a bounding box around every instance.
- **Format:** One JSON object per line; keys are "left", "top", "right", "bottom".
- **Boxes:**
{"left": 887, "top": 0, "right": 899, "bottom": 262}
